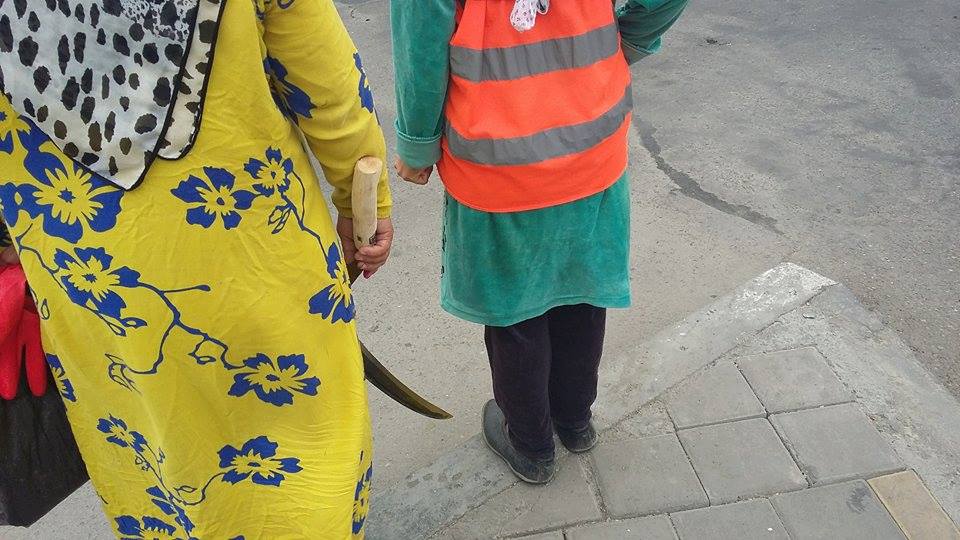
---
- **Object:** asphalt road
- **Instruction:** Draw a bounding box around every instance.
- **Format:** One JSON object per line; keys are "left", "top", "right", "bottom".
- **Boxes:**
{"left": 336, "top": 0, "right": 959, "bottom": 490}
{"left": 635, "top": 0, "right": 960, "bottom": 394}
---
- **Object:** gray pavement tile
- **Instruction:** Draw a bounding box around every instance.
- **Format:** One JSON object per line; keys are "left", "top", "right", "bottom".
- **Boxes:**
{"left": 771, "top": 480, "right": 906, "bottom": 539}
{"left": 738, "top": 347, "right": 853, "bottom": 413}
{"left": 591, "top": 434, "right": 708, "bottom": 518}
{"left": 770, "top": 403, "right": 903, "bottom": 485}
{"left": 602, "top": 401, "right": 676, "bottom": 444}
{"left": 439, "top": 455, "right": 600, "bottom": 538}
{"left": 868, "top": 471, "right": 960, "bottom": 540}
{"left": 664, "top": 362, "right": 766, "bottom": 429}
{"left": 566, "top": 515, "right": 678, "bottom": 540}
{"left": 0, "top": 483, "right": 112, "bottom": 540}
{"left": 678, "top": 418, "right": 807, "bottom": 504}
{"left": 671, "top": 499, "right": 789, "bottom": 540}
{"left": 513, "top": 532, "right": 564, "bottom": 540}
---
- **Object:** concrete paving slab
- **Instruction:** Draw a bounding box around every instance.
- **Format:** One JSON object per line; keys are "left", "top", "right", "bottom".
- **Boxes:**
{"left": 868, "top": 471, "right": 960, "bottom": 540}
{"left": 678, "top": 418, "right": 806, "bottom": 504}
{"left": 437, "top": 456, "right": 600, "bottom": 539}
{"left": 595, "top": 263, "right": 835, "bottom": 428}
{"left": 513, "top": 532, "right": 563, "bottom": 540}
{"left": 670, "top": 499, "right": 788, "bottom": 540}
{"left": 737, "top": 347, "right": 853, "bottom": 413}
{"left": 566, "top": 515, "right": 678, "bottom": 540}
{"left": 591, "top": 434, "right": 707, "bottom": 518}
{"left": 0, "top": 483, "right": 111, "bottom": 540}
{"left": 731, "top": 285, "right": 960, "bottom": 524}
{"left": 366, "top": 434, "right": 516, "bottom": 540}
{"left": 771, "top": 480, "right": 906, "bottom": 540}
{"left": 664, "top": 362, "right": 766, "bottom": 428}
{"left": 601, "top": 401, "right": 676, "bottom": 444}
{"left": 771, "top": 403, "right": 904, "bottom": 484}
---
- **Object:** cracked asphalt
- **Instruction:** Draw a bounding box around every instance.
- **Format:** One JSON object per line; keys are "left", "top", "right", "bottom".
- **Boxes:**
{"left": 331, "top": 0, "right": 959, "bottom": 491}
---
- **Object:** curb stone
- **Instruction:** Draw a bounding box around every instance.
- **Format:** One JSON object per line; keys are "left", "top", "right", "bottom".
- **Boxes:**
{"left": 868, "top": 471, "right": 960, "bottom": 540}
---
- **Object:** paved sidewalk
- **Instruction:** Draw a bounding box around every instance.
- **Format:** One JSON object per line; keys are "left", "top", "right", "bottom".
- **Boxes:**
{"left": 368, "top": 264, "right": 960, "bottom": 539}
{"left": 6, "top": 264, "right": 959, "bottom": 539}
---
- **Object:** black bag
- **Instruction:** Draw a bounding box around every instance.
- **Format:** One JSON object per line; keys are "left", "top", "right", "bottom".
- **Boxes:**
{"left": 0, "top": 369, "right": 89, "bottom": 527}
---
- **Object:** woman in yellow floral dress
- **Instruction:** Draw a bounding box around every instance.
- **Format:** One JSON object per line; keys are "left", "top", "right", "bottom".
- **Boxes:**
{"left": 0, "top": 0, "right": 390, "bottom": 537}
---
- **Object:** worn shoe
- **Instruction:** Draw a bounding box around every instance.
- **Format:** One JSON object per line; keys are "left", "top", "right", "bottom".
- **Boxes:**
{"left": 481, "top": 400, "right": 556, "bottom": 484}
{"left": 555, "top": 421, "right": 598, "bottom": 453}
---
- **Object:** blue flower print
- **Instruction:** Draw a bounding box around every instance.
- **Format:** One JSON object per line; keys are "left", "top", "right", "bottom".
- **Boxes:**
{"left": 46, "top": 354, "right": 76, "bottom": 402}
{"left": 115, "top": 515, "right": 182, "bottom": 540}
{"left": 97, "top": 416, "right": 147, "bottom": 451}
{"left": 146, "top": 487, "right": 195, "bottom": 535}
{"left": 15, "top": 140, "right": 123, "bottom": 243}
{"left": 261, "top": 0, "right": 295, "bottom": 10}
{"left": 308, "top": 242, "right": 355, "bottom": 323}
{"left": 218, "top": 436, "right": 302, "bottom": 487}
{"left": 0, "top": 182, "right": 36, "bottom": 228}
{"left": 171, "top": 167, "right": 256, "bottom": 230}
{"left": 244, "top": 147, "right": 293, "bottom": 196}
{"left": 53, "top": 247, "right": 141, "bottom": 320}
{"left": 266, "top": 203, "right": 294, "bottom": 234}
{"left": 264, "top": 56, "right": 314, "bottom": 120}
{"left": 228, "top": 353, "right": 320, "bottom": 406}
{"left": 354, "top": 52, "right": 375, "bottom": 114}
{"left": 352, "top": 457, "right": 372, "bottom": 535}
{"left": 0, "top": 98, "right": 31, "bottom": 153}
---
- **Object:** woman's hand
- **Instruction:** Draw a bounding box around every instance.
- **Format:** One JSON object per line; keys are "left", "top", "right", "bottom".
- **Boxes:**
{"left": 1, "top": 246, "right": 18, "bottom": 266}
{"left": 336, "top": 216, "right": 394, "bottom": 279}
{"left": 394, "top": 157, "right": 433, "bottom": 185}
{"left": 336, "top": 216, "right": 359, "bottom": 267}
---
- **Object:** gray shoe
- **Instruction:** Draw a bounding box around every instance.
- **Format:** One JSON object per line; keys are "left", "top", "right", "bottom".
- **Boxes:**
{"left": 482, "top": 400, "right": 556, "bottom": 485}
{"left": 555, "top": 421, "right": 598, "bottom": 453}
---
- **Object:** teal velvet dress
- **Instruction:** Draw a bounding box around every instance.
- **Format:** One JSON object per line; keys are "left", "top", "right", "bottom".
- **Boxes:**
{"left": 392, "top": 0, "right": 689, "bottom": 327}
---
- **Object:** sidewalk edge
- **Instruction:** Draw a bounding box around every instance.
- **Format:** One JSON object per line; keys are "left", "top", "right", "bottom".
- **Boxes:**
{"left": 367, "top": 262, "right": 835, "bottom": 539}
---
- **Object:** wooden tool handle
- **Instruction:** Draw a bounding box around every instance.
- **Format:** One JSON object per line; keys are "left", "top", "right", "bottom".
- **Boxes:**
{"left": 352, "top": 156, "right": 384, "bottom": 249}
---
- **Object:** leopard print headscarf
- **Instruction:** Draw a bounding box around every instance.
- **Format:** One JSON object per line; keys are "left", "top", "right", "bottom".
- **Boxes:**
{"left": 0, "top": 0, "right": 225, "bottom": 190}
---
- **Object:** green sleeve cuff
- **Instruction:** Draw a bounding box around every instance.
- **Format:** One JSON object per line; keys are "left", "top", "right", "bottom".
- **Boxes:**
{"left": 396, "top": 120, "right": 442, "bottom": 169}
{"left": 623, "top": 38, "right": 660, "bottom": 65}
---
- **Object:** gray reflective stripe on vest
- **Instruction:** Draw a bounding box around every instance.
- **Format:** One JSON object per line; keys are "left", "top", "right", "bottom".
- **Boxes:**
{"left": 446, "top": 85, "right": 632, "bottom": 166}
{"left": 450, "top": 23, "right": 620, "bottom": 82}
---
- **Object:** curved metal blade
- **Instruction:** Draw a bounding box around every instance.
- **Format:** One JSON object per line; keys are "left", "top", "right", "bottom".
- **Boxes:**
{"left": 359, "top": 340, "right": 452, "bottom": 419}
{"left": 349, "top": 263, "right": 452, "bottom": 419}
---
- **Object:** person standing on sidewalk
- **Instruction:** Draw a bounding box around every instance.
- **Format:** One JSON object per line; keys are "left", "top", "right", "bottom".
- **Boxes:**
{"left": 0, "top": 0, "right": 392, "bottom": 537}
{"left": 392, "top": 0, "right": 689, "bottom": 484}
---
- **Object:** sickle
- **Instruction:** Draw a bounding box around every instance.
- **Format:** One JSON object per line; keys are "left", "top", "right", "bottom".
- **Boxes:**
{"left": 349, "top": 157, "right": 452, "bottom": 420}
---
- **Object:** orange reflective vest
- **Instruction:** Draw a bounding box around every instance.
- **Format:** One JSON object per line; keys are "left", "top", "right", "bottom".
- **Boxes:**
{"left": 438, "top": 0, "right": 633, "bottom": 213}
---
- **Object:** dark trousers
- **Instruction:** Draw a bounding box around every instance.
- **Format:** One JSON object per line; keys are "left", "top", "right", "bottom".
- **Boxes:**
{"left": 484, "top": 304, "right": 606, "bottom": 460}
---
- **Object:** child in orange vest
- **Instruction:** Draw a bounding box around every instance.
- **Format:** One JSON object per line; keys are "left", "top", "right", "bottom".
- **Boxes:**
{"left": 393, "top": 0, "right": 689, "bottom": 483}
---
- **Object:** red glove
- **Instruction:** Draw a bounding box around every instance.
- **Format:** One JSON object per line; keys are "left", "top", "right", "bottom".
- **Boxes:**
{"left": 0, "top": 264, "right": 47, "bottom": 399}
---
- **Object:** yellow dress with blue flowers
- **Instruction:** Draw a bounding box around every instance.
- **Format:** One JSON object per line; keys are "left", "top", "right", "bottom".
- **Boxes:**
{"left": 0, "top": 0, "right": 390, "bottom": 538}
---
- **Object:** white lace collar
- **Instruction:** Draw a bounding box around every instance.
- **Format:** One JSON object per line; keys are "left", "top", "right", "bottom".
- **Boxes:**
{"left": 511, "top": 0, "right": 550, "bottom": 32}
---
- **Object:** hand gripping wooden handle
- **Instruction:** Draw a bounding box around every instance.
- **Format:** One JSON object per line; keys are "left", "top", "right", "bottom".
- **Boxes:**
{"left": 352, "top": 156, "right": 384, "bottom": 249}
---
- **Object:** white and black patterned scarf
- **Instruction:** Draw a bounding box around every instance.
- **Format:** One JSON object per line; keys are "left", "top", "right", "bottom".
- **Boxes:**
{"left": 0, "top": 0, "right": 226, "bottom": 189}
